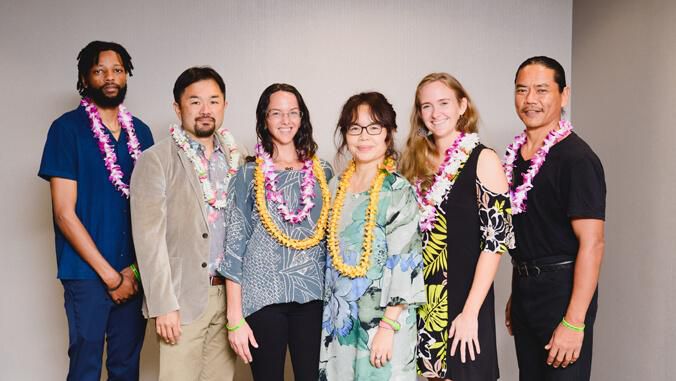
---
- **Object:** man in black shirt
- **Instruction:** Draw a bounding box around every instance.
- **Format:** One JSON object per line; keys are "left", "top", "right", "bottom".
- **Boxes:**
{"left": 504, "top": 56, "right": 606, "bottom": 381}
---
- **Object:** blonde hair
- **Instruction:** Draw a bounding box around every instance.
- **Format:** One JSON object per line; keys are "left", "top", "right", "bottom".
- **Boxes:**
{"left": 400, "top": 73, "right": 479, "bottom": 192}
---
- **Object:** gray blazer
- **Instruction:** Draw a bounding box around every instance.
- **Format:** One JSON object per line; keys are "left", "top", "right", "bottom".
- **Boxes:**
{"left": 130, "top": 132, "right": 240, "bottom": 324}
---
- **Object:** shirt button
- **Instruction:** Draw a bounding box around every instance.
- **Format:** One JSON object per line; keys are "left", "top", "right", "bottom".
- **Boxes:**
{"left": 201, "top": 262, "right": 207, "bottom": 268}
{"left": 202, "top": 233, "right": 208, "bottom": 239}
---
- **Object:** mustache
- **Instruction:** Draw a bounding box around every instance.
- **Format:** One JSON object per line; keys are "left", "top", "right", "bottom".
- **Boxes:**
{"left": 195, "top": 116, "right": 216, "bottom": 124}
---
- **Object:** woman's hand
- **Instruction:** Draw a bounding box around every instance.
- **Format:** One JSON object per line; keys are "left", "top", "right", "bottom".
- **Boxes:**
{"left": 227, "top": 319, "right": 258, "bottom": 364}
{"left": 370, "top": 326, "right": 395, "bottom": 368}
{"left": 449, "top": 312, "right": 480, "bottom": 363}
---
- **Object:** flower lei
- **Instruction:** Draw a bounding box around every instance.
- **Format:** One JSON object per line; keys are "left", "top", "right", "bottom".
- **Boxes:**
{"left": 327, "top": 157, "right": 396, "bottom": 278}
{"left": 503, "top": 119, "right": 573, "bottom": 214}
{"left": 81, "top": 97, "right": 142, "bottom": 198}
{"left": 415, "top": 132, "right": 481, "bottom": 232}
{"left": 255, "top": 144, "right": 317, "bottom": 224}
{"left": 254, "top": 150, "right": 330, "bottom": 250}
{"left": 170, "top": 124, "right": 240, "bottom": 209}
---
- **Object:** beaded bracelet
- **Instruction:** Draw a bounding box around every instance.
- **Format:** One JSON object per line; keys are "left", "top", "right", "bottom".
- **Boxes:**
{"left": 380, "top": 316, "right": 400, "bottom": 332}
{"left": 561, "top": 317, "right": 585, "bottom": 332}
{"left": 129, "top": 264, "right": 141, "bottom": 282}
{"left": 226, "top": 318, "right": 245, "bottom": 332}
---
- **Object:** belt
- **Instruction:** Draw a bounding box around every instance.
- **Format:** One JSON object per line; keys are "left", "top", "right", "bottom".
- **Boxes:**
{"left": 209, "top": 276, "right": 225, "bottom": 286}
{"left": 512, "top": 259, "right": 575, "bottom": 277}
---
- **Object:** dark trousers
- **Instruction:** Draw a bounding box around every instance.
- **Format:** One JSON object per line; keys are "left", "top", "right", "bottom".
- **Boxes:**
{"left": 511, "top": 264, "right": 598, "bottom": 381}
{"left": 62, "top": 280, "right": 147, "bottom": 381}
{"left": 246, "top": 300, "right": 323, "bottom": 381}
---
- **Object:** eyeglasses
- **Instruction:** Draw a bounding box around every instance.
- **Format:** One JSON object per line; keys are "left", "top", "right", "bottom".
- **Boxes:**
{"left": 267, "top": 110, "right": 302, "bottom": 121}
{"left": 346, "top": 123, "right": 384, "bottom": 136}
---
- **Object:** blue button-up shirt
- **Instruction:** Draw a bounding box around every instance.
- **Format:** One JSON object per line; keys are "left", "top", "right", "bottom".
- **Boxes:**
{"left": 38, "top": 105, "right": 154, "bottom": 279}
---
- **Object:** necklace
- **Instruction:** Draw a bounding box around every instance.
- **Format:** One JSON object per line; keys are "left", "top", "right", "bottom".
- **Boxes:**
{"left": 255, "top": 143, "right": 318, "bottom": 224}
{"left": 415, "top": 132, "right": 480, "bottom": 232}
{"left": 503, "top": 119, "right": 573, "bottom": 214}
{"left": 327, "top": 157, "right": 395, "bottom": 278}
{"left": 170, "top": 125, "right": 240, "bottom": 209}
{"left": 81, "top": 98, "right": 142, "bottom": 198}
{"left": 254, "top": 149, "right": 330, "bottom": 249}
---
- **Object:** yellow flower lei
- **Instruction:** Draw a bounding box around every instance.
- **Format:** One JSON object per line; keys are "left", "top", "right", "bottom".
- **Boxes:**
{"left": 327, "top": 158, "right": 395, "bottom": 278}
{"left": 254, "top": 156, "right": 330, "bottom": 250}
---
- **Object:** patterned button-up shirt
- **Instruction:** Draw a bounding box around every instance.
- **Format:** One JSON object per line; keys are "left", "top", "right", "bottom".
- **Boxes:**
{"left": 188, "top": 135, "right": 229, "bottom": 276}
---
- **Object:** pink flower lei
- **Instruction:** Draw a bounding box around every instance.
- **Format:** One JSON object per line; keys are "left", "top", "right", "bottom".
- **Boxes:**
{"left": 255, "top": 143, "right": 318, "bottom": 224}
{"left": 503, "top": 119, "right": 573, "bottom": 214}
{"left": 81, "top": 97, "right": 142, "bottom": 198}
{"left": 415, "top": 132, "right": 481, "bottom": 232}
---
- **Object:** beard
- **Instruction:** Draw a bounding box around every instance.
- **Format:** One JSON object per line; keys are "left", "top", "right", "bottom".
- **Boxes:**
{"left": 85, "top": 84, "right": 127, "bottom": 108}
{"left": 193, "top": 117, "right": 217, "bottom": 138}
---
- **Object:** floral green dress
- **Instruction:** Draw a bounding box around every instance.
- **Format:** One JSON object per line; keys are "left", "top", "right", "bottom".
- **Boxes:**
{"left": 319, "top": 172, "right": 426, "bottom": 381}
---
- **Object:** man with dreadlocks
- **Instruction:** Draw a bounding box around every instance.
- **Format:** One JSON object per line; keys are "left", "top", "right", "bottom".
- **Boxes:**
{"left": 38, "top": 41, "right": 154, "bottom": 380}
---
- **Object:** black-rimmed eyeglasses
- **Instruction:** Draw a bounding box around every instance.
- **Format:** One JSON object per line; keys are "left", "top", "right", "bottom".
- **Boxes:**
{"left": 346, "top": 123, "right": 383, "bottom": 136}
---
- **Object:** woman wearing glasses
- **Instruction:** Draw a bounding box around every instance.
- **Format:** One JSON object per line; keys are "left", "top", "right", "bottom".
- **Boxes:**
{"left": 319, "top": 92, "right": 425, "bottom": 380}
{"left": 219, "top": 83, "right": 333, "bottom": 380}
{"left": 401, "top": 73, "right": 514, "bottom": 380}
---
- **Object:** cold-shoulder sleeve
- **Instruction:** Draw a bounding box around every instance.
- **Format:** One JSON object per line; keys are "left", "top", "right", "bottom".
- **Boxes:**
{"left": 218, "top": 163, "right": 255, "bottom": 283}
{"left": 476, "top": 180, "right": 515, "bottom": 254}
{"left": 379, "top": 180, "right": 426, "bottom": 307}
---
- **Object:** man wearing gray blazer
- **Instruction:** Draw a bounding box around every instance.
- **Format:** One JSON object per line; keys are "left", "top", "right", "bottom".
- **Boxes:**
{"left": 131, "top": 67, "right": 241, "bottom": 381}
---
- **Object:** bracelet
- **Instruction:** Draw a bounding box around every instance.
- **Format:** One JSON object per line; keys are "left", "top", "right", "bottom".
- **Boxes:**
{"left": 378, "top": 321, "right": 394, "bottom": 330}
{"left": 107, "top": 272, "right": 124, "bottom": 292}
{"left": 380, "top": 316, "right": 400, "bottom": 332}
{"left": 226, "top": 318, "right": 245, "bottom": 332}
{"left": 561, "top": 317, "right": 585, "bottom": 332}
{"left": 129, "top": 264, "right": 141, "bottom": 282}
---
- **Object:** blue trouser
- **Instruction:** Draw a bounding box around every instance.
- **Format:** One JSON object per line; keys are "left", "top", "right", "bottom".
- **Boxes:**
{"left": 62, "top": 280, "right": 146, "bottom": 381}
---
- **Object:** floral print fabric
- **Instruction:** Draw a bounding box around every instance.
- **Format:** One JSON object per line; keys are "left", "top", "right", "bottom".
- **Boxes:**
{"left": 319, "top": 173, "right": 426, "bottom": 381}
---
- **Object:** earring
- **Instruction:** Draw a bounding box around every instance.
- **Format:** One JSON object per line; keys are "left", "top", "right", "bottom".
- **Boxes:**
{"left": 417, "top": 127, "right": 432, "bottom": 137}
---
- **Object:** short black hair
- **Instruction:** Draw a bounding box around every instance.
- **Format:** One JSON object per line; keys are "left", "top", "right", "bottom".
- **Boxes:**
{"left": 77, "top": 41, "right": 133, "bottom": 96}
{"left": 515, "top": 56, "right": 567, "bottom": 93}
{"left": 255, "top": 83, "right": 318, "bottom": 161}
{"left": 173, "top": 66, "right": 226, "bottom": 103}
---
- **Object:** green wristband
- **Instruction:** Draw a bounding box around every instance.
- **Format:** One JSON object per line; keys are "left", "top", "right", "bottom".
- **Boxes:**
{"left": 561, "top": 317, "right": 585, "bottom": 332}
{"left": 381, "top": 316, "right": 400, "bottom": 332}
{"left": 130, "top": 264, "right": 141, "bottom": 282}
{"left": 226, "top": 318, "right": 245, "bottom": 332}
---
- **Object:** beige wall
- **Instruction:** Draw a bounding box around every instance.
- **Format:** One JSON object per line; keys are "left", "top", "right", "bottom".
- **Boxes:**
{"left": 0, "top": 0, "right": 575, "bottom": 379}
{"left": 571, "top": 0, "right": 676, "bottom": 379}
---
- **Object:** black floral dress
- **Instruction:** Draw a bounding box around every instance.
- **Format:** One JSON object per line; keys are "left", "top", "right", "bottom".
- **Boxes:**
{"left": 417, "top": 145, "right": 515, "bottom": 380}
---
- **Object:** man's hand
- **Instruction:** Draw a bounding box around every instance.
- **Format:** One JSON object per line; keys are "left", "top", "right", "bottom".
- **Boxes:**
{"left": 227, "top": 319, "right": 258, "bottom": 364}
{"left": 107, "top": 267, "right": 138, "bottom": 304}
{"left": 449, "top": 312, "right": 481, "bottom": 363}
{"left": 505, "top": 294, "right": 513, "bottom": 336}
{"left": 370, "top": 327, "right": 394, "bottom": 368}
{"left": 156, "top": 310, "right": 182, "bottom": 345}
{"left": 545, "top": 322, "right": 584, "bottom": 368}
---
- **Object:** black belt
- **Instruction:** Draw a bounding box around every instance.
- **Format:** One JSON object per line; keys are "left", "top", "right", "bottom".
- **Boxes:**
{"left": 512, "top": 259, "right": 575, "bottom": 277}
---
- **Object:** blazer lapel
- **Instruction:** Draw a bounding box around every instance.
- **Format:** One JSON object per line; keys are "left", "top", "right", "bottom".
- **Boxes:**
{"left": 175, "top": 143, "right": 209, "bottom": 226}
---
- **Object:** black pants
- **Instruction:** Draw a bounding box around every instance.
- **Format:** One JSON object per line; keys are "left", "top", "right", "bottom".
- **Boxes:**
{"left": 246, "top": 300, "right": 323, "bottom": 381}
{"left": 511, "top": 264, "right": 598, "bottom": 381}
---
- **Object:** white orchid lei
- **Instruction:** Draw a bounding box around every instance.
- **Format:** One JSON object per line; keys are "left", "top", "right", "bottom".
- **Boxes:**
{"left": 81, "top": 97, "right": 142, "bottom": 198}
{"left": 415, "top": 132, "right": 480, "bottom": 232}
{"left": 170, "top": 124, "right": 240, "bottom": 209}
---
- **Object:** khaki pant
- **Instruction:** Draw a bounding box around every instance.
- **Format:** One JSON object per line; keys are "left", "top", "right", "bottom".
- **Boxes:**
{"left": 158, "top": 285, "right": 236, "bottom": 381}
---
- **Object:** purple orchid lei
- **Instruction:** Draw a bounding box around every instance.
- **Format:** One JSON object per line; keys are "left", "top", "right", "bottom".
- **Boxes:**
{"left": 81, "top": 97, "right": 141, "bottom": 198}
{"left": 415, "top": 132, "right": 480, "bottom": 232}
{"left": 255, "top": 143, "right": 317, "bottom": 224}
{"left": 503, "top": 119, "right": 573, "bottom": 214}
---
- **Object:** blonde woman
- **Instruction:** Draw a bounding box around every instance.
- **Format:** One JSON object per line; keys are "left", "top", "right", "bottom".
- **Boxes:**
{"left": 402, "top": 73, "right": 515, "bottom": 380}
{"left": 319, "top": 92, "right": 425, "bottom": 380}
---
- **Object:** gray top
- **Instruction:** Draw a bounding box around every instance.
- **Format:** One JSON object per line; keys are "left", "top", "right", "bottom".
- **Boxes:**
{"left": 218, "top": 160, "right": 334, "bottom": 317}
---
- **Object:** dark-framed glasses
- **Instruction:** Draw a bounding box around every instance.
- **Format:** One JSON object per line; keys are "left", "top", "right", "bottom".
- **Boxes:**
{"left": 346, "top": 123, "right": 383, "bottom": 136}
{"left": 267, "top": 109, "right": 302, "bottom": 121}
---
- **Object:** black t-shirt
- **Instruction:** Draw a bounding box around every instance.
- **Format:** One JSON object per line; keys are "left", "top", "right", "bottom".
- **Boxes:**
{"left": 510, "top": 132, "right": 606, "bottom": 261}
